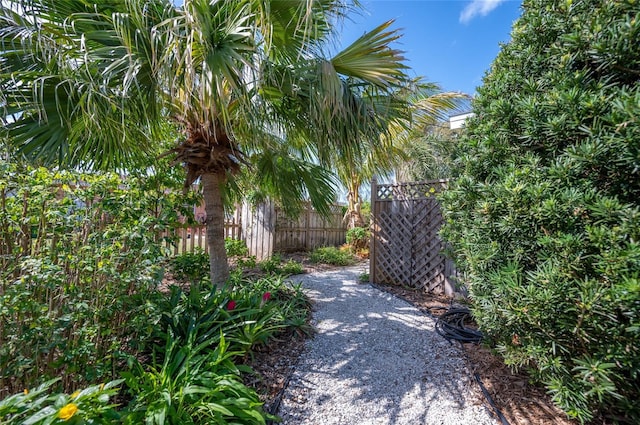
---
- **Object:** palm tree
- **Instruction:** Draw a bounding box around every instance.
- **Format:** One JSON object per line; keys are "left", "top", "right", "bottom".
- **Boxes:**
{"left": 1, "top": 0, "right": 410, "bottom": 286}
{"left": 328, "top": 78, "right": 469, "bottom": 229}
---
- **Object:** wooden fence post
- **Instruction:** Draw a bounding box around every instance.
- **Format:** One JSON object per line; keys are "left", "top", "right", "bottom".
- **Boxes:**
{"left": 242, "top": 200, "right": 275, "bottom": 261}
{"left": 369, "top": 178, "right": 377, "bottom": 283}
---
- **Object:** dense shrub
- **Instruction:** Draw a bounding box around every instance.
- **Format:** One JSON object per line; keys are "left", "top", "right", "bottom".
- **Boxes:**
{"left": 440, "top": 1, "right": 640, "bottom": 423}
{"left": 0, "top": 161, "right": 194, "bottom": 395}
{"left": 170, "top": 249, "right": 210, "bottom": 282}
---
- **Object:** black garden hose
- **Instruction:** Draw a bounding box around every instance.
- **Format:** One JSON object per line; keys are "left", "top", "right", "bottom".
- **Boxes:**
{"left": 435, "top": 307, "right": 510, "bottom": 425}
{"left": 434, "top": 307, "right": 483, "bottom": 344}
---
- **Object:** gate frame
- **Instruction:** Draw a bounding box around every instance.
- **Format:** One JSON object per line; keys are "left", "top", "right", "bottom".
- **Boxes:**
{"left": 369, "top": 178, "right": 455, "bottom": 295}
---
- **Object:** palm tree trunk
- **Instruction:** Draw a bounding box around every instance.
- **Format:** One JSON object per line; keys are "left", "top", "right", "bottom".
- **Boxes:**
{"left": 201, "top": 172, "right": 229, "bottom": 288}
{"left": 346, "top": 186, "right": 365, "bottom": 229}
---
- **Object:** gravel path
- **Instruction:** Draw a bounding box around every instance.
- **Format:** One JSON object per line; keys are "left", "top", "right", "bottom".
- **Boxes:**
{"left": 277, "top": 265, "right": 496, "bottom": 425}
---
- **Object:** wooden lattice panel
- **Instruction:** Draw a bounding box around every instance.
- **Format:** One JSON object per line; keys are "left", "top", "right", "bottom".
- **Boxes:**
{"left": 375, "top": 180, "right": 447, "bottom": 201}
{"left": 370, "top": 179, "right": 451, "bottom": 294}
{"left": 373, "top": 210, "right": 413, "bottom": 285}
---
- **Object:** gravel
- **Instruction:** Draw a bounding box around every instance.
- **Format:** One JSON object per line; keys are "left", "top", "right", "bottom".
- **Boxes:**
{"left": 276, "top": 265, "right": 496, "bottom": 425}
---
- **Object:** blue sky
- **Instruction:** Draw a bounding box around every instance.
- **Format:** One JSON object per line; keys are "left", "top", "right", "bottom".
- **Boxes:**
{"left": 171, "top": 0, "right": 523, "bottom": 95}
{"left": 338, "top": 0, "right": 523, "bottom": 95}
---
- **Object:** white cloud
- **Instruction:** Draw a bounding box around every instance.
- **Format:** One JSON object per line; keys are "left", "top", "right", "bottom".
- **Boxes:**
{"left": 459, "top": 0, "right": 506, "bottom": 24}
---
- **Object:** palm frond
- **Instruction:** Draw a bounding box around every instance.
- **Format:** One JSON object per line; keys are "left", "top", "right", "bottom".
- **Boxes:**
{"left": 331, "top": 20, "right": 408, "bottom": 87}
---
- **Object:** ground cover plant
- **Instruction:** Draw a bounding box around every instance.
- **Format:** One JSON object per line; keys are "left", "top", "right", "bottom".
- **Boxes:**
{"left": 440, "top": 0, "right": 640, "bottom": 423}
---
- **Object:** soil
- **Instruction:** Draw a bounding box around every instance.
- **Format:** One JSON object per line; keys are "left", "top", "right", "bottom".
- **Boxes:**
{"left": 246, "top": 255, "right": 580, "bottom": 425}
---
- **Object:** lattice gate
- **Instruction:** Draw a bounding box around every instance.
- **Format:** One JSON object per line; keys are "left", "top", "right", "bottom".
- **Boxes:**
{"left": 369, "top": 179, "right": 455, "bottom": 295}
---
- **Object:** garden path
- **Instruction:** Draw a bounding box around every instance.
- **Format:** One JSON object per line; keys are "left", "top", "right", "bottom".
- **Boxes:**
{"left": 276, "top": 265, "right": 496, "bottom": 425}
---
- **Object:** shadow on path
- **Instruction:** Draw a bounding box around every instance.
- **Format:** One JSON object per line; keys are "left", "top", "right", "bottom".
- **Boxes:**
{"left": 277, "top": 266, "right": 495, "bottom": 425}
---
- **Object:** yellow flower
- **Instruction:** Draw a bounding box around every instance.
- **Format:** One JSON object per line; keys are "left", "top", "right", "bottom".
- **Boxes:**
{"left": 99, "top": 383, "right": 105, "bottom": 391}
{"left": 58, "top": 403, "right": 78, "bottom": 421}
{"left": 23, "top": 389, "right": 29, "bottom": 395}
{"left": 70, "top": 390, "right": 80, "bottom": 399}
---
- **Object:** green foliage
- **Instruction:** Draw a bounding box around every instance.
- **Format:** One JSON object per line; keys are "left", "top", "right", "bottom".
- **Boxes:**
{"left": 257, "top": 254, "right": 305, "bottom": 276}
{"left": 346, "top": 227, "right": 370, "bottom": 253}
{"left": 0, "top": 160, "right": 194, "bottom": 395}
{"left": 440, "top": 1, "right": 640, "bottom": 422}
{"left": 225, "top": 238, "right": 248, "bottom": 258}
{"left": 0, "top": 379, "right": 123, "bottom": 424}
{"left": 359, "top": 201, "right": 371, "bottom": 225}
{"left": 235, "top": 256, "right": 257, "bottom": 270}
{"left": 309, "top": 246, "right": 355, "bottom": 266}
{"left": 1, "top": 261, "right": 311, "bottom": 423}
{"left": 170, "top": 240, "right": 251, "bottom": 282}
{"left": 170, "top": 249, "right": 210, "bottom": 283}
{"left": 156, "top": 275, "right": 310, "bottom": 355}
{"left": 122, "top": 336, "right": 272, "bottom": 425}
{"left": 123, "top": 275, "right": 310, "bottom": 424}
{"left": 279, "top": 260, "right": 305, "bottom": 276}
{"left": 399, "top": 123, "right": 461, "bottom": 181}
{"left": 258, "top": 253, "right": 283, "bottom": 274}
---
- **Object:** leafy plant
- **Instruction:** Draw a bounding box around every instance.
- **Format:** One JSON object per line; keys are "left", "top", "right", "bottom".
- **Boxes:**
{"left": 258, "top": 254, "right": 283, "bottom": 274}
{"left": 279, "top": 260, "right": 305, "bottom": 276}
{"left": 170, "top": 249, "right": 209, "bottom": 283}
{"left": 156, "top": 275, "right": 310, "bottom": 356}
{"left": 0, "top": 162, "right": 186, "bottom": 394}
{"left": 440, "top": 0, "right": 640, "bottom": 422}
{"left": 122, "top": 336, "right": 272, "bottom": 425}
{"left": 235, "top": 256, "right": 257, "bottom": 270}
{"left": 257, "top": 255, "right": 304, "bottom": 276}
{"left": 309, "top": 246, "right": 355, "bottom": 266}
{"left": 346, "top": 227, "right": 370, "bottom": 254}
{"left": 0, "top": 378, "right": 123, "bottom": 424}
{"left": 225, "top": 238, "right": 248, "bottom": 258}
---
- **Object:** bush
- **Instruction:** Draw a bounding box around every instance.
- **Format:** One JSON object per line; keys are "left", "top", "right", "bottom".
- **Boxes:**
{"left": 440, "top": 1, "right": 640, "bottom": 423}
{"left": 225, "top": 238, "right": 249, "bottom": 257}
{"left": 258, "top": 253, "right": 283, "bottom": 274}
{"left": 279, "top": 259, "right": 305, "bottom": 276}
{"left": 309, "top": 246, "right": 355, "bottom": 266}
{"left": 346, "top": 226, "right": 369, "bottom": 254}
{"left": 1, "top": 274, "right": 311, "bottom": 424}
{"left": 170, "top": 249, "right": 209, "bottom": 282}
{"left": 257, "top": 254, "right": 305, "bottom": 276}
{"left": 0, "top": 162, "right": 190, "bottom": 395}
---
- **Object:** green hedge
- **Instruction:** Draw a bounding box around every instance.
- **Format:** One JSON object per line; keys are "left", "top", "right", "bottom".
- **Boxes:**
{"left": 440, "top": 0, "right": 640, "bottom": 423}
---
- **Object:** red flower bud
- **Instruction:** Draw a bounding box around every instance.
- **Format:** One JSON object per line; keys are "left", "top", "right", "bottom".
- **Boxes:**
{"left": 226, "top": 300, "right": 236, "bottom": 311}
{"left": 262, "top": 292, "right": 271, "bottom": 302}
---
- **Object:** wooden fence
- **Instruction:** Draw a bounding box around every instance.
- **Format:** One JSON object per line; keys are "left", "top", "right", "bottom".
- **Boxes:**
{"left": 161, "top": 215, "right": 242, "bottom": 256}
{"left": 164, "top": 201, "right": 346, "bottom": 260}
{"left": 242, "top": 201, "right": 346, "bottom": 260}
{"left": 369, "top": 179, "right": 455, "bottom": 295}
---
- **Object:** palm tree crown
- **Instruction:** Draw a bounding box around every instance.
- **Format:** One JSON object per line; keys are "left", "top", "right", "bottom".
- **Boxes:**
{"left": 1, "top": 0, "right": 412, "bottom": 285}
